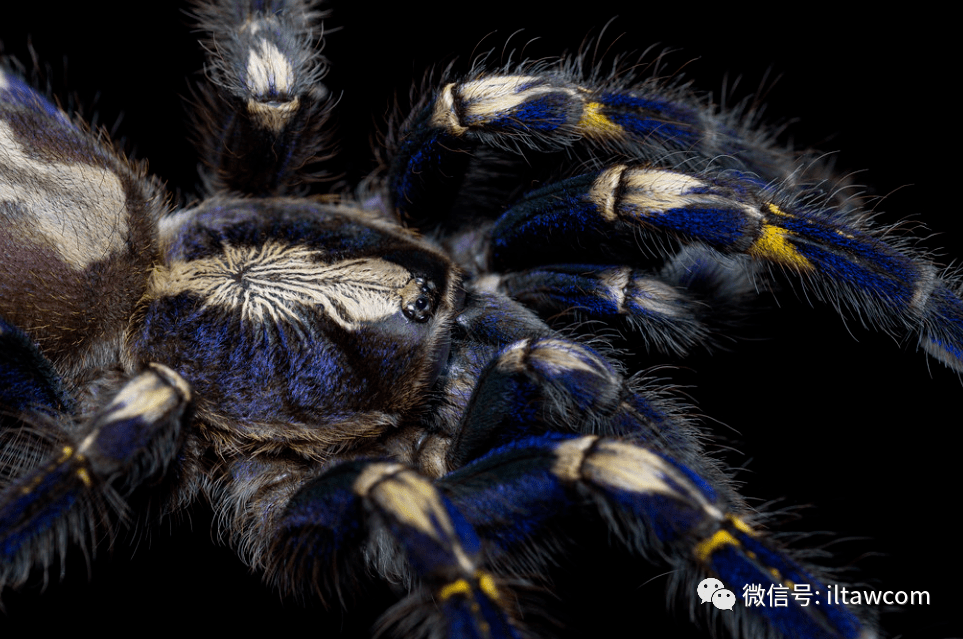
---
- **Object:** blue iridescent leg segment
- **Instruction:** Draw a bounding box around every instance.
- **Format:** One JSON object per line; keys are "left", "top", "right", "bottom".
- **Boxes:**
{"left": 441, "top": 434, "right": 873, "bottom": 639}
{"left": 442, "top": 293, "right": 736, "bottom": 496}
{"left": 447, "top": 334, "right": 700, "bottom": 469}
{"left": 268, "top": 461, "right": 520, "bottom": 639}
{"left": 0, "top": 363, "right": 190, "bottom": 590}
{"left": 486, "top": 166, "right": 963, "bottom": 370}
{"left": 0, "top": 317, "right": 73, "bottom": 422}
{"left": 388, "top": 69, "right": 963, "bottom": 370}
{"left": 427, "top": 321, "right": 873, "bottom": 638}
{"left": 492, "top": 265, "right": 710, "bottom": 355}
{"left": 388, "top": 71, "right": 807, "bottom": 223}
{"left": 191, "top": 0, "right": 333, "bottom": 194}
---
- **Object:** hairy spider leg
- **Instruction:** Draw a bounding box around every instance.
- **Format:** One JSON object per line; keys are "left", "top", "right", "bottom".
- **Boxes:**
{"left": 440, "top": 433, "right": 874, "bottom": 639}
{"left": 0, "top": 318, "right": 74, "bottom": 418}
{"left": 255, "top": 299, "right": 720, "bottom": 639}
{"left": 388, "top": 71, "right": 806, "bottom": 224}
{"left": 445, "top": 331, "right": 704, "bottom": 472}
{"left": 487, "top": 167, "right": 963, "bottom": 370}
{"left": 489, "top": 259, "right": 735, "bottom": 356}
{"left": 0, "top": 361, "right": 191, "bottom": 591}
{"left": 267, "top": 460, "right": 521, "bottom": 639}
{"left": 388, "top": 71, "right": 963, "bottom": 371}
{"left": 191, "top": 0, "right": 334, "bottom": 194}
{"left": 429, "top": 326, "right": 872, "bottom": 637}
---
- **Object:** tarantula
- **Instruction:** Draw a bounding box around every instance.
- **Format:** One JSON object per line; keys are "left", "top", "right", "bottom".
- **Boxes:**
{"left": 0, "top": 2, "right": 958, "bottom": 637}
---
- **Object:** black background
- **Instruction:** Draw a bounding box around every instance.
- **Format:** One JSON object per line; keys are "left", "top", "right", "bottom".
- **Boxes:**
{"left": 1, "top": 3, "right": 959, "bottom": 637}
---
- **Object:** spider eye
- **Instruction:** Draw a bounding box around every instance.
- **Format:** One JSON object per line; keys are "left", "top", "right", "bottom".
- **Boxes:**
{"left": 402, "top": 277, "right": 437, "bottom": 323}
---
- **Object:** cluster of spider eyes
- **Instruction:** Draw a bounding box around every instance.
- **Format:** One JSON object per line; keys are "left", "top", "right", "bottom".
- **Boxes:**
{"left": 402, "top": 277, "right": 438, "bottom": 323}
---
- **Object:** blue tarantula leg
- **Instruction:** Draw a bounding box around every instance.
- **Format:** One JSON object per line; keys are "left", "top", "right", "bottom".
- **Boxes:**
{"left": 444, "top": 333, "right": 726, "bottom": 499}
{"left": 487, "top": 166, "right": 963, "bottom": 371}
{"left": 492, "top": 264, "right": 710, "bottom": 355}
{"left": 387, "top": 73, "right": 623, "bottom": 217}
{"left": 441, "top": 434, "right": 873, "bottom": 639}
{"left": 0, "top": 365, "right": 190, "bottom": 590}
{"left": 268, "top": 461, "right": 520, "bottom": 639}
{"left": 388, "top": 71, "right": 762, "bottom": 222}
{"left": 0, "top": 317, "right": 74, "bottom": 420}
{"left": 192, "top": 0, "right": 333, "bottom": 194}
{"left": 0, "top": 318, "right": 76, "bottom": 496}
{"left": 447, "top": 335, "right": 651, "bottom": 464}
{"left": 422, "top": 72, "right": 726, "bottom": 158}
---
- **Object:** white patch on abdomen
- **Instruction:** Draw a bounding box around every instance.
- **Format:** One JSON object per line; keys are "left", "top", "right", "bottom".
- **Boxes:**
{"left": 0, "top": 121, "right": 128, "bottom": 268}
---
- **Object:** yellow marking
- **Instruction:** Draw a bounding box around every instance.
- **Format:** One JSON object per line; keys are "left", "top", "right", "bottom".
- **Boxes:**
{"left": 477, "top": 572, "right": 500, "bottom": 602}
{"left": 752, "top": 203, "right": 812, "bottom": 268}
{"left": 767, "top": 203, "right": 790, "bottom": 217}
{"left": 76, "top": 467, "right": 92, "bottom": 487}
{"left": 19, "top": 472, "right": 44, "bottom": 495}
{"left": 729, "top": 515, "right": 754, "bottom": 535}
{"left": 697, "top": 517, "right": 794, "bottom": 589}
{"left": 694, "top": 529, "right": 740, "bottom": 563}
{"left": 439, "top": 572, "right": 501, "bottom": 605}
{"left": 578, "top": 102, "right": 622, "bottom": 137}
{"left": 20, "top": 446, "right": 94, "bottom": 493}
{"left": 748, "top": 224, "right": 813, "bottom": 270}
{"left": 439, "top": 578, "right": 473, "bottom": 601}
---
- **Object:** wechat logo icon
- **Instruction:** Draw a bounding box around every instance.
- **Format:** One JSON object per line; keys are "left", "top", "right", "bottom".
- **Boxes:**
{"left": 697, "top": 577, "right": 736, "bottom": 611}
